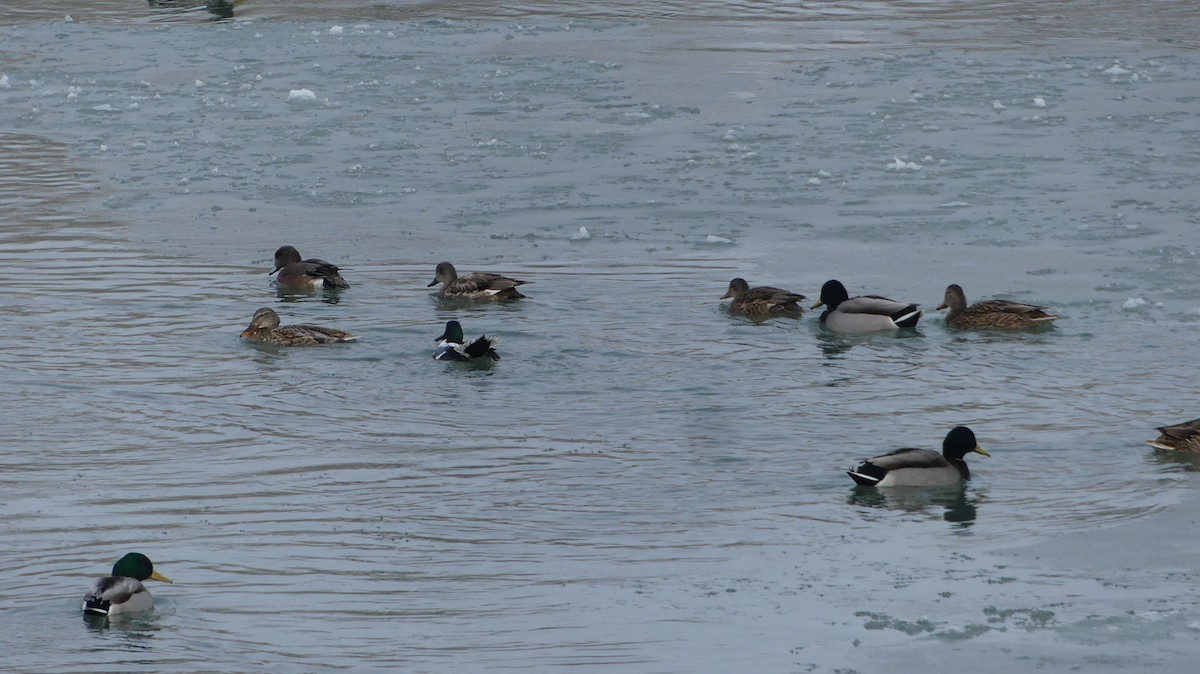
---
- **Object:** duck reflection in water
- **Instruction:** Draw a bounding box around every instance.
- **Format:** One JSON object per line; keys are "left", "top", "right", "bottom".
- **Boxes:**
{"left": 848, "top": 484, "right": 979, "bottom": 525}
{"left": 148, "top": 0, "right": 239, "bottom": 20}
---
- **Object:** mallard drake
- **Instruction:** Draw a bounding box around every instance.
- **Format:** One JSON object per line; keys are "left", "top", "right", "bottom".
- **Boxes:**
{"left": 848, "top": 426, "right": 989, "bottom": 487}
{"left": 1146, "top": 418, "right": 1200, "bottom": 452}
{"left": 937, "top": 284, "right": 1058, "bottom": 330}
{"left": 82, "top": 553, "right": 172, "bottom": 617}
{"left": 427, "top": 262, "right": 527, "bottom": 300}
{"left": 270, "top": 245, "right": 349, "bottom": 290}
{"left": 812, "top": 279, "right": 921, "bottom": 333}
{"left": 240, "top": 307, "right": 358, "bottom": 346}
{"left": 719, "top": 278, "right": 806, "bottom": 316}
{"left": 434, "top": 320, "right": 501, "bottom": 362}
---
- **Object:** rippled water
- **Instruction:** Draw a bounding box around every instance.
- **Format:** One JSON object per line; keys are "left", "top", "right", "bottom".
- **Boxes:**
{"left": 3, "top": 2, "right": 1200, "bottom": 672}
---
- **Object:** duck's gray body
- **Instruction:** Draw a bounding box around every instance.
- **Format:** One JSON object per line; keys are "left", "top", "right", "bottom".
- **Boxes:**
{"left": 82, "top": 576, "right": 153, "bottom": 616}
{"left": 814, "top": 280, "right": 921, "bottom": 333}
{"left": 848, "top": 426, "right": 987, "bottom": 488}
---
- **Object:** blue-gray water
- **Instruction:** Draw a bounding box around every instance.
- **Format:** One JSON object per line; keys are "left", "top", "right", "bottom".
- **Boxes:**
{"left": 3, "top": 1, "right": 1200, "bottom": 672}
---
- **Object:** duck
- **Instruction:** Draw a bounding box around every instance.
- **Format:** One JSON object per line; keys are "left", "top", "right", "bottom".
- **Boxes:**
{"left": 937, "top": 284, "right": 1058, "bottom": 330}
{"left": 270, "top": 245, "right": 349, "bottom": 290}
{"left": 1146, "top": 418, "right": 1200, "bottom": 452}
{"left": 82, "top": 553, "right": 172, "bottom": 617}
{"left": 434, "top": 320, "right": 501, "bottom": 362}
{"left": 848, "top": 426, "right": 989, "bottom": 487}
{"left": 719, "top": 278, "right": 806, "bottom": 316}
{"left": 812, "top": 279, "right": 922, "bottom": 333}
{"left": 427, "top": 262, "right": 528, "bottom": 300}
{"left": 240, "top": 307, "right": 358, "bottom": 346}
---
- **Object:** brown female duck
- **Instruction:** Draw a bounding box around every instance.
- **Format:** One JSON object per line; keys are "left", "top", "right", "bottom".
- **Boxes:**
{"left": 719, "top": 278, "right": 805, "bottom": 316}
{"left": 937, "top": 284, "right": 1058, "bottom": 330}
{"left": 240, "top": 307, "right": 358, "bottom": 346}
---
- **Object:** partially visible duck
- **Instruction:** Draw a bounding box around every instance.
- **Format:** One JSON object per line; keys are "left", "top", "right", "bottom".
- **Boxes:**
{"left": 848, "top": 426, "right": 989, "bottom": 487}
{"left": 434, "top": 320, "right": 501, "bottom": 362}
{"left": 270, "top": 245, "right": 349, "bottom": 290}
{"left": 719, "top": 278, "right": 806, "bottom": 316}
{"left": 82, "top": 553, "right": 172, "bottom": 617}
{"left": 1146, "top": 418, "right": 1200, "bottom": 452}
{"left": 240, "top": 307, "right": 358, "bottom": 346}
{"left": 427, "top": 262, "right": 527, "bottom": 300}
{"left": 937, "top": 284, "right": 1058, "bottom": 330}
{"left": 812, "top": 279, "right": 921, "bottom": 333}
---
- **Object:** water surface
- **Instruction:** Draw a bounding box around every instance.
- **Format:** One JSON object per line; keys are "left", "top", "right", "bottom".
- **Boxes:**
{"left": 2, "top": 1, "right": 1199, "bottom": 672}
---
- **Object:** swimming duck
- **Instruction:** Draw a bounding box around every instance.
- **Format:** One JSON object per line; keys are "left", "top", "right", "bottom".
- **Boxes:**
{"left": 240, "top": 307, "right": 358, "bottom": 346}
{"left": 427, "top": 262, "right": 528, "bottom": 300}
{"left": 848, "top": 426, "right": 989, "bottom": 487}
{"left": 812, "top": 279, "right": 921, "bottom": 333}
{"left": 434, "top": 320, "right": 501, "bottom": 362}
{"left": 719, "top": 278, "right": 806, "bottom": 316}
{"left": 270, "top": 245, "right": 349, "bottom": 290}
{"left": 1146, "top": 418, "right": 1200, "bottom": 452}
{"left": 937, "top": 284, "right": 1058, "bottom": 330}
{"left": 82, "top": 553, "right": 172, "bottom": 617}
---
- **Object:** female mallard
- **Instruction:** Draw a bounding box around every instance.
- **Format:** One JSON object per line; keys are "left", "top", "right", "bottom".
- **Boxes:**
{"left": 1146, "top": 418, "right": 1200, "bottom": 452}
{"left": 848, "top": 426, "right": 989, "bottom": 487}
{"left": 240, "top": 307, "right": 358, "bottom": 346}
{"left": 427, "top": 262, "right": 528, "bottom": 300}
{"left": 812, "top": 279, "right": 921, "bottom": 333}
{"left": 434, "top": 320, "right": 501, "bottom": 362}
{"left": 937, "top": 284, "right": 1058, "bottom": 330}
{"left": 719, "top": 278, "right": 806, "bottom": 316}
{"left": 270, "top": 245, "right": 349, "bottom": 290}
{"left": 82, "top": 553, "right": 172, "bottom": 617}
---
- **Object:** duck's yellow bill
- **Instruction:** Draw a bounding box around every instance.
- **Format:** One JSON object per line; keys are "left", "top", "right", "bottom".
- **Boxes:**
{"left": 973, "top": 445, "right": 990, "bottom": 457}
{"left": 811, "top": 300, "right": 825, "bottom": 309}
{"left": 150, "top": 570, "right": 173, "bottom": 583}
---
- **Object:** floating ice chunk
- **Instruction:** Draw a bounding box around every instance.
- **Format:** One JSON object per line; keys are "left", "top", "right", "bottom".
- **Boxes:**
{"left": 287, "top": 88, "right": 317, "bottom": 101}
{"left": 886, "top": 157, "right": 921, "bottom": 171}
{"left": 329, "top": 25, "right": 344, "bottom": 35}
{"left": 64, "top": 14, "right": 73, "bottom": 22}
{"left": 1103, "top": 64, "right": 1131, "bottom": 75}
{"left": 1122, "top": 297, "right": 1146, "bottom": 310}
{"left": 195, "top": 79, "right": 204, "bottom": 87}
{"left": 0, "top": 75, "right": 9, "bottom": 88}
{"left": 816, "top": 169, "right": 832, "bottom": 178}
{"left": 992, "top": 100, "right": 1005, "bottom": 110}
{"left": 91, "top": 104, "right": 116, "bottom": 112}
{"left": 1033, "top": 96, "right": 1046, "bottom": 107}
{"left": 939, "top": 201, "right": 972, "bottom": 208}
{"left": 570, "top": 226, "right": 591, "bottom": 241}
{"left": 807, "top": 177, "right": 822, "bottom": 185}
{"left": 704, "top": 235, "right": 734, "bottom": 245}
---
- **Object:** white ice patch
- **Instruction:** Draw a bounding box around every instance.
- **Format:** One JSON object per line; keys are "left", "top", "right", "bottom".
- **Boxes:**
{"left": 329, "top": 25, "right": 344, "bottom": 35}
{"left": 1103, "top": 64, "right": 1131, "bottom": 75}
{"left": 704, "top": 235, "right": 734, "bottom": 245}
{"left": 569, "top": 226, "right": 591, "bottom": 240}
{"left": 287, "top": 88, "right": 317, "bottom": 101}
{"left": 1122, "top": 297, "right": 1146, "bottom": 310}
{"left": 0, "top": 75, "right": 9, "bottom": 89}
{"left": 1033, "top": 96, "right": 1046, "bottom": 107}
{"left": 886, "top": 157, "right": 921, "bottom": 171}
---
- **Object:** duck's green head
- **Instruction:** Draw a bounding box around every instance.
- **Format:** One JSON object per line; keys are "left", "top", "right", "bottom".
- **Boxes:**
{"left": 112, "top": 552, "right": 172, "bottom": 584}
{"left": 812, "top": 279, "right": 849, "bottom": 310}
{"left": 436, "top": 320, "right": 464, "bottom": 344}
{"left": 944, "top": 426, "right": 989, "bottom": 460}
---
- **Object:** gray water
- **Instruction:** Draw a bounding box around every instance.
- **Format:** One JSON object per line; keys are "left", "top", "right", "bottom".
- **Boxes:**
{"left": 3, "top": 1, "right": 1200, "bottom": 672}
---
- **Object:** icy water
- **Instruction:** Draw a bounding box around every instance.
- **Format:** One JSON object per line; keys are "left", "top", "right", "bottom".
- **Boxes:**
{"left": 2, "top": 1, "right": 1200, "bottom": 672}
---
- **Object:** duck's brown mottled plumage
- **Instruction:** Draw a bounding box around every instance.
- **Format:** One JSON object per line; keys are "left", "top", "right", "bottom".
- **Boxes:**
{"left": 719, "top": 278, "right": 805, "bottom": 316}
{"left": 240, "top": 307, "right": 358, "bottom": 346}
{"left": 937, "top": 284, "right": 1058, "bottom": 330}
{"left": 427, "top": 261, "right": 527, "bottom": 300}
{"left": 1147, "top": 418, "right": 1200, "bottom": 452}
